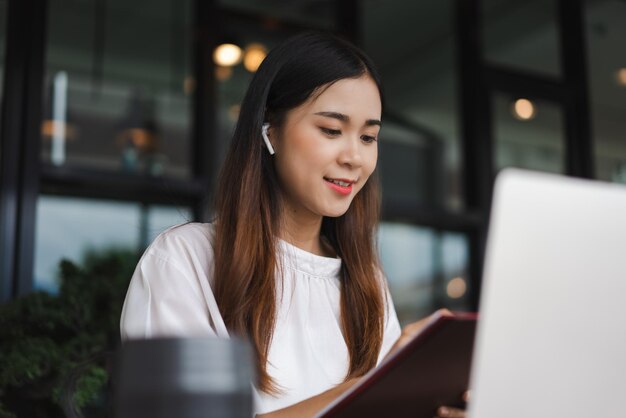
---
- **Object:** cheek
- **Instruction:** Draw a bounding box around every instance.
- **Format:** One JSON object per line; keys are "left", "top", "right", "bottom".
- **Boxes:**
{"left": 283, "top": 125, "right": 317, "bottom": 159}
{"left": 363, "top": 146, "right": 378, "bottom": 177}
{"left": 275, "top": 134, "right": 325, "bottom": 189}
{"left": 353, "top": 147, "right": 378, "bottom": 195}
{"left": 285, "top": 135, "right": 332, "bottom": 175}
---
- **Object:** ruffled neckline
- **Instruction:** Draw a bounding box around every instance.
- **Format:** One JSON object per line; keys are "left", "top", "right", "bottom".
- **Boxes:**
{"left": 277, "top": 238, "right": 342, "bottom": 279}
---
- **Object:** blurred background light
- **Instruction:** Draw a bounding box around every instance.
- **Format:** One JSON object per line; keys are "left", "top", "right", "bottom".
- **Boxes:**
{"left": 512, "top": 98, "right": 537, "bottom": 121}
{"left": 243, "top": 43, "right": 267, "bottom": 72}
{"left": 616, "top": 68, "right": 626, "bottom": 86}
{"left": 183, "top": 76, "right": 195, "bottom": 95}
{"left": 213, "top": 43, "right": 242, "bottom": 67}
{"left": 215, "top": 65, "right": 233, "bottom": 82}
{"left": 228, "top": 104, "right": 241, "bottom": 122}
{"left": 446, "top": 277, "right": 467, "bottom": 299}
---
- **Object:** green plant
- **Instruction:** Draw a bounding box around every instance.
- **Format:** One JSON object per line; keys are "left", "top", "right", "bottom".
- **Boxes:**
{"left": 0, "top": 247, "right": 139, "bottom": 418}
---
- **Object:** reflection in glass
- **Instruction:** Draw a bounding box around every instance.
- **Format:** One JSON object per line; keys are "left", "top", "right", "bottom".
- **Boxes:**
{"left": 493, "top": 92, "right": 565, "bottom": 174}
{"left": 378, "top": 222, "right": 470, "bottom": 325}
{"left": 585, "top": 0, "right": 626, "bottom": 184}
{"left": 42, "top": 0, "right": 193, "bottom": 178}
{"left": 363, "top": 0, "right": 462, "bottom": 210}
{"left": 378, "top": 120, "right": 446, "bottom": 207}
{"left": 0, "top": 0, "right": 7, "bottom": 142}
{"left": 483, "top": 0, "right": 561, "bottom": 76}
{"left": 34, "top": 195, "right": 191, "bottom": 293}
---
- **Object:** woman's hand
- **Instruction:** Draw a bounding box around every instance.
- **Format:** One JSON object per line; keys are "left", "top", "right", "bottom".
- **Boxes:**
{"left": 385, "top": 308, "right": 454, "bottom": 360}
{"left": 436, "top": 390, "right": 470, "bottom": 418}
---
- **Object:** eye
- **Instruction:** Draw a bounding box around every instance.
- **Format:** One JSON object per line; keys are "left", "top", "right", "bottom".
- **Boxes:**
{"left": 320, "top": 127, "right": 341, "bottom": 137}
{"left": 361, "top": 135, "right": 378, "bottom": 143}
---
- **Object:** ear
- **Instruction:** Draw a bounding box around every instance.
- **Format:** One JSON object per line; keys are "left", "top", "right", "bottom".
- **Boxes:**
{"left": 262, "top": 123, "right": 276, "bottom": 155}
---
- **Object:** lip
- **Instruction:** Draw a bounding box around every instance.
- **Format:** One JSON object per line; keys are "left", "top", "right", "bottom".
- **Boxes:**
{"left": 324, "top": 177, "right": 355, "bottom": 196}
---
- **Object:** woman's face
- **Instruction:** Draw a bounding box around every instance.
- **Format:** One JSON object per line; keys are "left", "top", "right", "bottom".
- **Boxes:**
{"left": 271, "top": 75, "right": 381, "bottom": 220}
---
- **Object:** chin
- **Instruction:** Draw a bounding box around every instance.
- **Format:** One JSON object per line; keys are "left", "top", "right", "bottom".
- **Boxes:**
{"left": 321, "top": 204, "right": 352, "bottom": 218}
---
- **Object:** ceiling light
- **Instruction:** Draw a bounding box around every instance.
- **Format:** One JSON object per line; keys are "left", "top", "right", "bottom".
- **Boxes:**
{"left": 213, "top": 43, "right": 242, "bottom": 67}
{"left": 512, "top": 98, "right": 536, "bottom": 121}
{"left": 243, "top": 43, "right": 267, "bottom": 72}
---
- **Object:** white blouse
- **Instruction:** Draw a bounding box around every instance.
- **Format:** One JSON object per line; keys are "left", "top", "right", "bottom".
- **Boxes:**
{"left": 120, "top": 222, "right": 402, "bottom": 414}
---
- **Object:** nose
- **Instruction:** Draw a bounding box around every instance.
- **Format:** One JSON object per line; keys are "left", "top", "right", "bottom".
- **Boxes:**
{"left": 337, "top": 135, "right": 363, "bottom": 168}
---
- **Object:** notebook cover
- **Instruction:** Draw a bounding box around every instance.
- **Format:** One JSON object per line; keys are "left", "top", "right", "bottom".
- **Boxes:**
{"left": 316, "top": 312, "right": 478, "bottom": 418}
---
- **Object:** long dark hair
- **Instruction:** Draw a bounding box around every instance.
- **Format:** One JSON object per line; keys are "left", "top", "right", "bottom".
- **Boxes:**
{"left": 212, "top": 31, "right": 386, "bottom": 393}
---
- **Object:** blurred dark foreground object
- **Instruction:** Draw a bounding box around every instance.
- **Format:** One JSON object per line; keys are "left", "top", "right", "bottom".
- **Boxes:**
{"left": 0, "top": 248, "right": 139, "bottom": 418}
{"left": 113, "top": 337, "right": 254, "bottom": 418}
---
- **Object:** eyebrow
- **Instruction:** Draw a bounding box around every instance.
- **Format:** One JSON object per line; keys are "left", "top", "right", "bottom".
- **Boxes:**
{"left": 313, "top": 111, "right": 382, "bottom": 127}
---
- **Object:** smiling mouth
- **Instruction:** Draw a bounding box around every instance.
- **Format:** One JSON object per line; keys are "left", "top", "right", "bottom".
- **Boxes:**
{"left": 323, "top": 177, "right": 356, "bottom": 196}
{"left": 323, "top": 177, "right": 355, "bottom": 187}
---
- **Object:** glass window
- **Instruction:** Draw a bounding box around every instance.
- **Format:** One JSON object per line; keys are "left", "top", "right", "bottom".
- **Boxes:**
{"left": 363, "top": 0, "right": 463, "bottom": 210}
{"left": 378, "top": 222, "right": 471, "bottom": 325}
{"left": 585, "top": 0, "right": 626, "bottom": 184}
{"left": 42, "top": 0, "right": 193, "bottom": 178}
{"left": 217, "top": 0, "right": 334, "bottom": 30}
{"left": 34, "top": 195, "right": 191, "bottom": 293}
{"left": 483, "top": 0, "right": 561, "bottom": 76}
{"left": 144, "top": 204, "right": 193, "bottom": 244}
{"left": 493, "top": 92, "right": 565, "bottom": 174}
{"left": 378, "top": 120, "right": 447, "bottom": 206}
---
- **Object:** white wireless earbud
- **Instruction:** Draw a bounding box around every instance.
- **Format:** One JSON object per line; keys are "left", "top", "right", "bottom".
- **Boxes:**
{"left": 261, "top": 123, "right": 275, "bottom": 155}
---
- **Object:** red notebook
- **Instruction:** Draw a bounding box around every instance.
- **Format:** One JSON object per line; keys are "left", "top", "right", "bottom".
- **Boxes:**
{"left": 316, "top": 312, "right": 478, "bottom": 418}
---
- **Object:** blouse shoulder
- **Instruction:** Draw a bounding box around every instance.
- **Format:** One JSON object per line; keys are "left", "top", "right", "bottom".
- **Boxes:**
{"left": 146, "top": 222, "right": 215, "bottom": 272}
{"left": 120, "top": 222, "right": 225, "bottom": 340}
{"left": 150, "top": 221, "right": 214, "bottom": 249}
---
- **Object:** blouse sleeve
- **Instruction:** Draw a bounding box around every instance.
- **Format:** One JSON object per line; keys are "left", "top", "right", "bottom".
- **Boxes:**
{"left": 120, "top": 225, "right": 228, "bottom": 341}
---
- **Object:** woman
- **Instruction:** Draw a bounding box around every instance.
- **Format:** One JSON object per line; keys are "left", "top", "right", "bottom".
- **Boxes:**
{"left": 121, "top": 31, "right": 466, "bottom": 418}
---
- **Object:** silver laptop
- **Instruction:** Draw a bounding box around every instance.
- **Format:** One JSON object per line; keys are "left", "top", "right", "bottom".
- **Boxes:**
{"left": 468, "top": 169, "right": 626, "bottom": 418}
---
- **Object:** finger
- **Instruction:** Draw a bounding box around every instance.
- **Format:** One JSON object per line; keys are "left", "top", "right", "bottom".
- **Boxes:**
{"left": 437, "top": 406, "right": 465, "bottom": 418}
{"left": 463, "top": 390, "right": 471, "bottom": 402}
{"left": 401, "top": 317, "right": 430, "bottom": 336}
{"left": 405, "top": 309, "right": 452, "bottom": 333}
{"left": 438, "top": 308, "right": 454, "bottom": 317}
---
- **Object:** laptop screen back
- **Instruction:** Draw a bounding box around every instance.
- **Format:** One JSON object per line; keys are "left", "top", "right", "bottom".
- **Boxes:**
{"left": 468, "top": 169, "right": 626, "bottom": 418}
